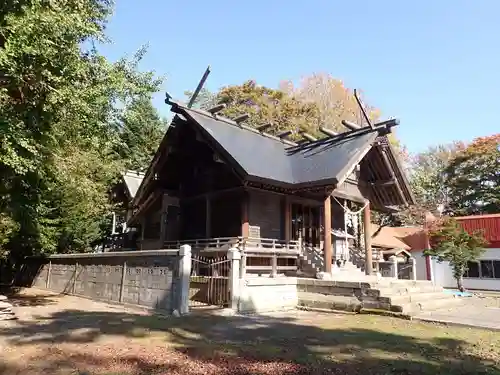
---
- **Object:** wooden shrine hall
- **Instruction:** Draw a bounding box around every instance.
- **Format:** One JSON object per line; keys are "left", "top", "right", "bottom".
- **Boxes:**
{"left": 125, "top": 95, "right": 414, "bottom": 277}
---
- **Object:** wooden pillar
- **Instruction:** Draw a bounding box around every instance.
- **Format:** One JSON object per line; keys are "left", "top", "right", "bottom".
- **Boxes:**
{"left": 363, "top": 202, "right": 373, "bottom": 275}
{"left": 205, "top": 196, "right": 211, "bottom": 237}
{"left": 241, "top": 191, "right": 249, "bottom": 237}
{"left": 323, "top": 196, "right": 332, "bottom": 273}
{"left": 140, "top": 218, "right": 145, "bottom": 250}
{"left": 307, "top": 206, "right": 313, "bottom": 245}
{"left": 284, "top": 197, "right": 291, "bottom": 242}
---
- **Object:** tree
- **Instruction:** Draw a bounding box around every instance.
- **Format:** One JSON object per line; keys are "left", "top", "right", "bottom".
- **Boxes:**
{"left": 0, "top": 0, "right": 162, "bottom": 263}
{"left": 445, "top": 134, "right": 500, "bottom": 216}
{"left": 409, "top": 143, "right": 465, "bottom": 211}
{"left": 187, "top": 80, "right": 321, "bottom": 137}
{"left": 185, "top": 88, "right": 218, "bottom": 110}
{"left": 424, "top": 217, "right": 488, "bottom": 291}
{"left": 116, "top": 95, "right": 167, "bottom": 171}
{"left": 279, "top": 73, "right": 380, "bottom": 133}
{"left": 390, "top": 142, "right": 465, "bottom": 225}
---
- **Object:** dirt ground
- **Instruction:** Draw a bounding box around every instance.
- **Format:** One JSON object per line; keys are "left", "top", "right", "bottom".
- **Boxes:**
{"left": 1, "top": 288, "right": 500, "bottom": 375}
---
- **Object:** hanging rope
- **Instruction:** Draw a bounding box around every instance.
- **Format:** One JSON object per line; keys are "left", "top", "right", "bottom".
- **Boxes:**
{"left": 333, "top": 196, "right": 369, "bottom": 215}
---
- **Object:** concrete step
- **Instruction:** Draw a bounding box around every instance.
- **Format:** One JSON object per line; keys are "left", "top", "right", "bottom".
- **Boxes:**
{"left": 373, "top": 279, "right": 435, "bottom": 288}
{"left": 298, "top": 292, "right": 361, "bottom": 312}
{"left": 375, "top": 284, "right": 444, "bottom": 296}
{"left": 397, "top": 295, "right": 465, "bottom": 315}
{"left": 386, "top": 291, "right": 455, "bottom": 305}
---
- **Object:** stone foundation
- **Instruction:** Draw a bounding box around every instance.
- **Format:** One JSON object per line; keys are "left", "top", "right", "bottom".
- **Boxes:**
{"left": 238, "top": 277, "right": 298, "bottom": 313}
{"left": 235, "top": 277, "right": 461, "bottom": 316}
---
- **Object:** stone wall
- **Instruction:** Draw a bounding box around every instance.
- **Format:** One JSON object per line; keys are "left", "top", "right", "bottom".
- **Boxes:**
{"left": 26, "top": 250, "right": 181, "bottom": 313}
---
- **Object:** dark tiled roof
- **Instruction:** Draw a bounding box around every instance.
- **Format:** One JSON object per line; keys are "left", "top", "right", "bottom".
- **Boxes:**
{"left": 178, "top": 106, "right": 378, "bottom": 189}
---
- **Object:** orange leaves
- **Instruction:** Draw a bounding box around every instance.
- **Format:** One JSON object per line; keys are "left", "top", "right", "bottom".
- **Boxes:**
{"left": 462, "top": 134, "right": 500, "bottom": 156}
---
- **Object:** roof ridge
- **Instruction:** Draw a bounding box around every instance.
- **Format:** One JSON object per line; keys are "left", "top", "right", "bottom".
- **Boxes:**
{"left": 172, "top": 102, "right": 298, "bottom": 147}
{"left": 170, "top": 100, "right": 397, "bottom": 154}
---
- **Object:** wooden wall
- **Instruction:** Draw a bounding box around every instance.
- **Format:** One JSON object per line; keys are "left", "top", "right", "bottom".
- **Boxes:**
{"left": 248, "top": 190, "right": 283, "bottom": 239}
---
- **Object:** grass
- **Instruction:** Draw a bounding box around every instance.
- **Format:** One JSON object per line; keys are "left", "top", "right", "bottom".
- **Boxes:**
{"left": 1, "top": 291, "right": 500, "bottom": 374}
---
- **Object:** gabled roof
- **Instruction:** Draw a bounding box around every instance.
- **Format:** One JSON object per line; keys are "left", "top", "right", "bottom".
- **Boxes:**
{"left": 122, "top": 171, "right": 144, "bottom": 200}
{"left": 371, "top": 224, "right": 413, "bottom": 250}
{"left": 181, "top": 108, "right": 377, "bottom": 188}
{"left": 132, "top": 100, "right": 413, "bottom": 207}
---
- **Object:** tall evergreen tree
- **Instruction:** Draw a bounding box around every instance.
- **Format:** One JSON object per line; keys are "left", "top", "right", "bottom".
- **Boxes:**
{"left": 116, "top": 96, "right": 167, "bottom": 171}
{"left": 0, "top": 0, "right": 162, "bottom": 264}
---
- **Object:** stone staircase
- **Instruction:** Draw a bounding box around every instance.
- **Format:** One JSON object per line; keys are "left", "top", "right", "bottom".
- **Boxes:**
{"left": 367, "top": 279, "right": 464, "bottom": 315}
{"left": 297, "top": 278, "right": 464, "bottom": 316}
{"left": 297, "top": 245, "right": 463, "bottom": 316}
{"left": 298, "top": 245, "right": 324, "bottom": 275}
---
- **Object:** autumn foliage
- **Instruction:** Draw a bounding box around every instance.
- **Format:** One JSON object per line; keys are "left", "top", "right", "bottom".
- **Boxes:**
{"left": 425, "top": 217, "right": 488, "bottom": 291}
{"left": 445, "top": 134, "right": 500, "bottom": 216}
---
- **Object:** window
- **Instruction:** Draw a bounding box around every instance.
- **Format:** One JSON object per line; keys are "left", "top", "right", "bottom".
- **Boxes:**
{"left": 466, "top": 261, "right": 480, "bottom": 278}
{"left": 464, "top": 260, "right": 500, "bottom": 279}
{"left": 481, "top": 261, "right": 494, "bottom": 278}
{"left": 494, "top": 261, "right": 500, "bottom": 279}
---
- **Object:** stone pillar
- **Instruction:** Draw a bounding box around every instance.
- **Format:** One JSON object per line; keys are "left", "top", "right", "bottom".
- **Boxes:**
{"left": 271, "top": 253, "right": 278, "bottom": 278}
{"left": 240, "top": 252, "right": 247, "bottom": 279}
{"left": 409, "top": 257, "right": 417, "bottom": 281}
{"left": 323, "top": 196, "right": 332, "bottom": 273}
{"left": 227, "top": 247, "right": 241, "bottom": 311}
{"left": 178, "top": 244, "right": 192, "bottom": 315}
{"left": 46, "top": 260, "right": 52, "bottom": 289}
{"left": 363, "top": 202, "right": 373, "bottom": 275}
{"left": 390, "top": 255, "right": 398, "bottom": 279}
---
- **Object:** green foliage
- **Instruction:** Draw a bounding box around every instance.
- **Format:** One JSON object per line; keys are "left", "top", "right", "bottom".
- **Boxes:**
{"left": 0, "top": 0, "right": 164, "bottom": 262}
{"left": 184, "top": 88, "right": 218, "bottom": 110}
{"left": 424, "top": 217, "right": 487, "bottom": 290}
{"left": 409, "top": 143, "right": 465, "bottom": 210}
{"left": 445, "top": 134, "right": 500, "bottom": 216}
{"left": 216, "top": 80, "right": 321, "bottom": 136}
{"left": 116, "top": 95, "right": 167, "bottom": 171}
{"left": 399, "top": 135, "right": 499, "bottom": 223}
{"left": 395, "top": 142, "right": 465, "bottom": 225}
{"left": 186, "top": 80, "right": 321, "bottom": 137}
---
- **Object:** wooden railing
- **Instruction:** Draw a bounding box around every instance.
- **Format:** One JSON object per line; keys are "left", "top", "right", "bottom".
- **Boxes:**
{"left": 239, "top": 237, "right": 300, "bottom": 253}
{"left": 163, "top": 236, "right": 301, "bottom": 277}
{"left": 239, "top": 237, "right": 301, "bottom": 276}
{"left": 163, "top": 237, "right": 240, "bottom": 252}
{"left": 163, "top": 236, "right": 300, "bottom": 253}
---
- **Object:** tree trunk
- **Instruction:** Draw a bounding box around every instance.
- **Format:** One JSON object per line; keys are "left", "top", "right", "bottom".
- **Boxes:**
{"left": 456, "top": 275, "right": 465, "bottom": 292}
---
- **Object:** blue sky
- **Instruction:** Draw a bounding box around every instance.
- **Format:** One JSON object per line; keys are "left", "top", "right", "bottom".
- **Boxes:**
{"left": 100, "top": 0, "right": 500, "bottom": 153}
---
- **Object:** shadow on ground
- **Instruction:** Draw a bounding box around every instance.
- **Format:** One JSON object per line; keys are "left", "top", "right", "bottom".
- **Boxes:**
{"left": 1, "top": 301, "right": 500, "bottom": 375}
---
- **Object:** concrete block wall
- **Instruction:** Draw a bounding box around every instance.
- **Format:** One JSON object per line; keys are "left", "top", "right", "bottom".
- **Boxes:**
{"left": 26, "top": 250, "right": 182, "bottom": 313}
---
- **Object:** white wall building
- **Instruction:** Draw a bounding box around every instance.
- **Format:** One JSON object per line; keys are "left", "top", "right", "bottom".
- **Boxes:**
{"left": 413, "top": 248, "right": 500, "bottom": 291}
{"left": 412, "top": 213, "right": 500, "bottom": 291}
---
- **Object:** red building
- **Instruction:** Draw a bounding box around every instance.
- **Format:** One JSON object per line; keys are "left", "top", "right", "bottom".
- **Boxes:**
{"left": 456, "top": 214, "right": 500, "bottom": 249}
